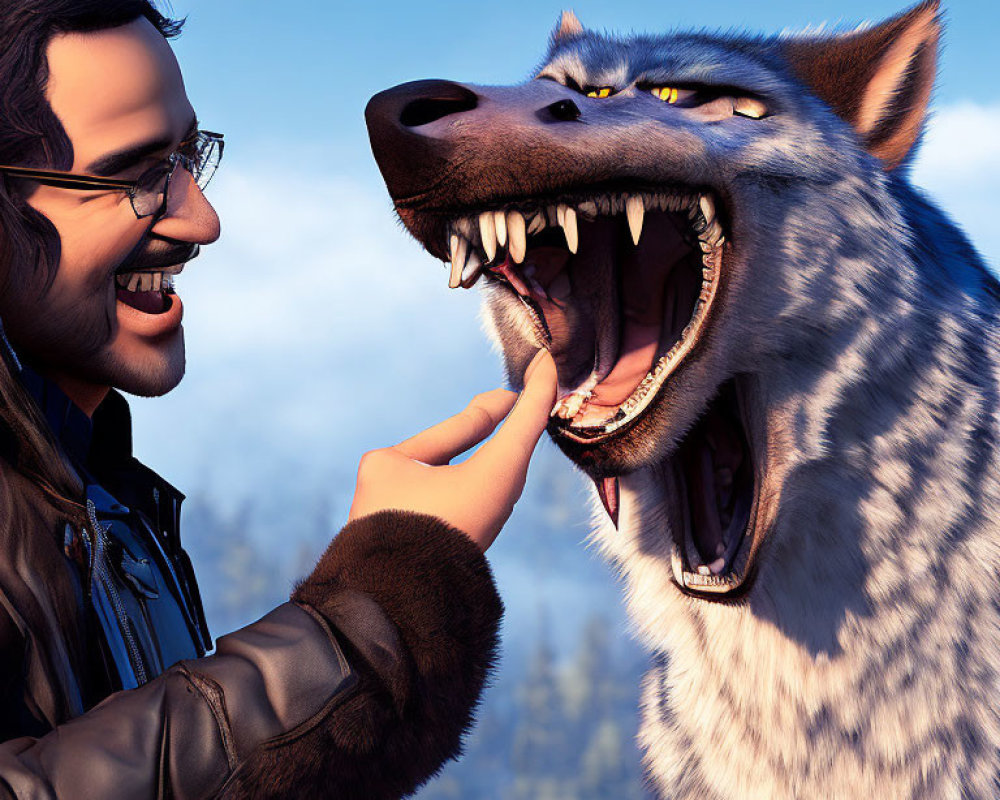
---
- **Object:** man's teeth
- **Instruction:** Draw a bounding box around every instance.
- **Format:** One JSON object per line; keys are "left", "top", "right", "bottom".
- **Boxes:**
{"left": 115, "top": 271, "right": 175, "bottom": 293}
{"left": 442, "top": 190, "right": 724, "bottom": 293}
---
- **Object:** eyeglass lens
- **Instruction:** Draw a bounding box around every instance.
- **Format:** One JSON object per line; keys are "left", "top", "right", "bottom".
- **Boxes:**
{"left": 130, "top": 132, "right": 223, "bottom": 218}
{"left": 187, "top": 136, "right": 222, "bottom": 191}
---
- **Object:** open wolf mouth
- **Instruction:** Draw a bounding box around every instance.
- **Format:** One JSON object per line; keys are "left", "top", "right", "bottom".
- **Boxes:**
{"left": 437, "top": 189, "right": 758, "bottom": 594}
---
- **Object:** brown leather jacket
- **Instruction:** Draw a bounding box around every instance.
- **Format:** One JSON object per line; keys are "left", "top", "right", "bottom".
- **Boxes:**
{"left": 0, "top": 394, "right": 503, "bottom": 798}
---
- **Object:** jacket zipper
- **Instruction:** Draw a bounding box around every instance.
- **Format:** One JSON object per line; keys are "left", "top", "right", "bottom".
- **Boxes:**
{"left": 86, "top": 499, "right": 148, "bottom": 686}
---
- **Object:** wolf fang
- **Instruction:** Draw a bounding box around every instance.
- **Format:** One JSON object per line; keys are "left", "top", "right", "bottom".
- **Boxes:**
{"left": 366, "top": 2, "right": 1000, "bottom": 798}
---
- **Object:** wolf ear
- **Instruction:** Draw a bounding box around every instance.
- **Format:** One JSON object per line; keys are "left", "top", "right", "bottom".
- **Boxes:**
{"left": 552, "top": 10, "right": 584, "bottom": 44}
{"left": 782, "top": 0, "right": 940, "bottom": 170}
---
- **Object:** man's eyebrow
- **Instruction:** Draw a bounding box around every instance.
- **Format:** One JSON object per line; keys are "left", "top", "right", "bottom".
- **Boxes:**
{"left": 85, "top": 116, "right": 199, "bottom": 177}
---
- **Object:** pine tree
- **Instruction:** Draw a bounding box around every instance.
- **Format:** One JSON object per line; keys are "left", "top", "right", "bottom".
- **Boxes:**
{"left": 562, "top": 615, "right": 617, "bottom": 724}
{"left": 510, "top": 611, "right": 574, "bottom": 799}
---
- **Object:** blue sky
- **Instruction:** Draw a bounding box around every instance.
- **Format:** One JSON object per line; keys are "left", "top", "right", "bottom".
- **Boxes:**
{"left": 128, "top": 2, "right": 1000, "bottom": 563}
{"left": 168, "top": 0, "right": 1000, "bottom": 180}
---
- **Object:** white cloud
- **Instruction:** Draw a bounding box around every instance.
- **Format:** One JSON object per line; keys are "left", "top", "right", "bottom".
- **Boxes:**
{"left": 912, "top": 101, "right": 1000, "bottom": 270}
{"left": 916, "top": 102, "right": 1000, "bottom": 179}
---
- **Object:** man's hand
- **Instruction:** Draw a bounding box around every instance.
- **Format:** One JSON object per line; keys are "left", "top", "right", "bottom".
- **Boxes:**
{"left": 348, "top": 349, "right": 558, "bottom": 551}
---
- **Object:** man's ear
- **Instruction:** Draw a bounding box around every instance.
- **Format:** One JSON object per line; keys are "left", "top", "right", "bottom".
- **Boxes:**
{"left": 551, "top": 10, "right": 584, "bottom": 45}
{"left": 782, "top": 0, "right": 940, "bottom": 170}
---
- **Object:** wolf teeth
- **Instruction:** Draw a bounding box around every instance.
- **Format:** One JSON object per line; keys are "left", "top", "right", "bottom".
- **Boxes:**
{"left": 446, "top": 189, "right": 726, "bottom": 290}
{"left": 702, "top": 220, "right": 724, "bottom": 247}
{"left": 449, "top": 232, "right": 469, "bottom": 288}
{"left": 552, "top": 389, "right": 591, "bottom": 420}
{"left": 493, "top": 210, "right": 507, "bottom": 247}
{"left": 461, "top": 251, "right": 483, "bottom": 287}
{"left": 626, "top": 195, "right": 645, "bottom": 245}
{"left": 479, "top": 212, "right": 498, "bottom": 261}
{"left": 699, "top": 195, "right": 716, "bottom": 226}
{"left": 526, "top": 211, "right": 546, "bottom": 235}
{"left": 507, "top": 210, "right": 527, "bottom": 263}
{"left": 561, "top": 206, "right": 578, "bottom": 254}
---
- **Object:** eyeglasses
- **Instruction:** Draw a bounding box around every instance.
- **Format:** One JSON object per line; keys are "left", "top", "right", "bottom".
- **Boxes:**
{"left": 0, "top": 130, "right": 224, "bottom": 220}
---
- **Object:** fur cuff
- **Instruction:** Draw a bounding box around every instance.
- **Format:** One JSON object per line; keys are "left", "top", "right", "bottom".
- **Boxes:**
{"left": 222, "top": 511, "right": 502, "bottom": 799}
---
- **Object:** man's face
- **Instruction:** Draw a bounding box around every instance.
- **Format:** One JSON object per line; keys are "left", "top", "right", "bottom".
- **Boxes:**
{"left": 0, "top": 17, "right": 220, "bottom": 403}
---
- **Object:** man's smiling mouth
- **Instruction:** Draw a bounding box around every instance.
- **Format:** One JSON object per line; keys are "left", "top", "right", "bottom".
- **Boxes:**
{"left": 115, "top": 265, "right": 181, "bottom": 314}
{"left": 114, "top": 243, "right": 199, "bottom": 316}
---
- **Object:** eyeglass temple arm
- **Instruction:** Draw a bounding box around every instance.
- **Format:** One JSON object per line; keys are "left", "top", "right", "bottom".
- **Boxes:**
{"left": 0, "top": 165, "right": 135, "bottom": 190}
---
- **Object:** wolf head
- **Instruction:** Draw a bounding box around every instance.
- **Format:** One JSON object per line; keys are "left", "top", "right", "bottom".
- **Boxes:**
{"left": 366, "top": 3, "right": 944, "bottom": 598}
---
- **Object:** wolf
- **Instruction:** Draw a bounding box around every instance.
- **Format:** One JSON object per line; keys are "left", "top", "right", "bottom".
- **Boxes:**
{"left": 365, "top": 2, "right": 1000, "bottom": 797}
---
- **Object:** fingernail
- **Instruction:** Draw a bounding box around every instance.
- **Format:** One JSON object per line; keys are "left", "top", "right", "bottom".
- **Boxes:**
{"left": 524, "top": 348, "right": 550, "bottom": 383}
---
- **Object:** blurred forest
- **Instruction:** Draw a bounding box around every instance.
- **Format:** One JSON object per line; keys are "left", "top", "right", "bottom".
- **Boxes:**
{"left": 181, "top": 445, "right": 652, "bottom": 798}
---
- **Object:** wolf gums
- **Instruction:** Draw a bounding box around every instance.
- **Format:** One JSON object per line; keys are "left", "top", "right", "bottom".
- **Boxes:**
{"left": 366, "top": 2, "right": 1000, "bottom": 797}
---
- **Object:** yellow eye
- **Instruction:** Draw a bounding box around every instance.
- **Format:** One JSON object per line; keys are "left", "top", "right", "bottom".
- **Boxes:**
{"left": 733, "top": 97, "right": 767, "bottom": 119}
{"left": 586, "top": 87, "right": 613, "bottom": 99}
{"left": 651, "top": 86, "right": 680, "bottom": 104}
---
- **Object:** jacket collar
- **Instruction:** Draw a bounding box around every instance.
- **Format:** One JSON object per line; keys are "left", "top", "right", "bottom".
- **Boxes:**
{"left": 19, "top": 367, "right": 185, "bottom": 522}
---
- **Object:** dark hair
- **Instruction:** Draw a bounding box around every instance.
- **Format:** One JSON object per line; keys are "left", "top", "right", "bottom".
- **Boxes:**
{"left": 0, "top": 1, "right": 183, "bottom": 508}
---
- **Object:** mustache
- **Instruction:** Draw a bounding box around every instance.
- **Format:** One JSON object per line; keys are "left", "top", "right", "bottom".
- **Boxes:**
{"left": 115, "top": 242, "right": 200, "bottom": 274}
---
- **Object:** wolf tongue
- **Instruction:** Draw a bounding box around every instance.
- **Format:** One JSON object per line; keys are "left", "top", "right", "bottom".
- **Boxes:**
{"left": 588, "top": 321, "right": 659, "bottom": 405}
{"left": 594, "top": 476, "right": 620, "bottom": 528}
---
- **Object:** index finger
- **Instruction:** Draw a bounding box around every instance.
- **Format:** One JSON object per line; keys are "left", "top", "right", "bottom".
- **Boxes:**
{"left": 470, "top": 349, "right": 557, "bottom": 477}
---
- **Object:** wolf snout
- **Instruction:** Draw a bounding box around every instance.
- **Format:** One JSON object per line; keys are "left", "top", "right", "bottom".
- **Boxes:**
{"left": 366, "top": 78, "right": 583, "bottom": 204}
{"left": 365, "top": 79, "right": 478, "bottom": 202}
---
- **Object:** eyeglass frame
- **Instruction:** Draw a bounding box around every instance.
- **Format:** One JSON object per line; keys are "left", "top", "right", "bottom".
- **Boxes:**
{"left": 0, "top": 130, "right": 224, "bottom": 220}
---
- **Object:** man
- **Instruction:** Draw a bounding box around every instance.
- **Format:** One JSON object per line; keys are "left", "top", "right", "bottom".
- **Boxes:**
{"left": 0, "top": 1, "right": 557, "bottom": 797}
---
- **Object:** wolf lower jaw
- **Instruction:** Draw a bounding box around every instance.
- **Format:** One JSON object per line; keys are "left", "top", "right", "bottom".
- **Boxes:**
{"left": 593, "top": 384, "right": 1000, "bottom": 800}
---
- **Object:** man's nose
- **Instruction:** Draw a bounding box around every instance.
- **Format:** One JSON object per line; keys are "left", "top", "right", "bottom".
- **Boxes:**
{"left": 149, "top": 168, "right": 221, "bottom": 244}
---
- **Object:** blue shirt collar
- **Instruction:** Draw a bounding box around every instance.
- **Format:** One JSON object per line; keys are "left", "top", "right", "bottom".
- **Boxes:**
{"left": 19, "top": 365, "right": 94, "bottom": 468}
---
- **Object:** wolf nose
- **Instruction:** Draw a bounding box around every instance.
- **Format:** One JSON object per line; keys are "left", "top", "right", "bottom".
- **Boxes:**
{"left": 367, "top": 79, "right": 478, "bottom": 130}
{"left": 400, "top": 84, "right": 479, "bottom": 127}
{"left": 366, "top": 79, "right": 478, "bottom": 201}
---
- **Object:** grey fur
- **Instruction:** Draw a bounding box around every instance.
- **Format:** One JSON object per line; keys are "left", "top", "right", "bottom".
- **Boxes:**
{"left": 368, "top": 3, "right": 1000, "bottom": 796}
{"left": 511, "top": 7, "right": 1000, "bottom": 799}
